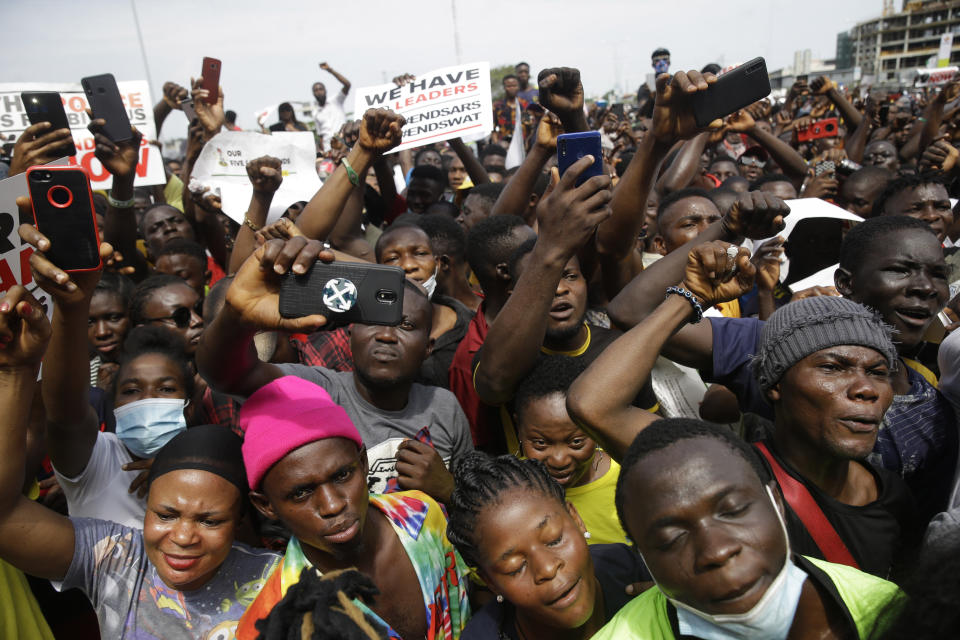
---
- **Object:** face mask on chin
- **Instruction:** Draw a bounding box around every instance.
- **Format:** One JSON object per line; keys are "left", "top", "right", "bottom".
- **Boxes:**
{"left": 659, "top": 487, "right": 808, "bottom": 640}
{"left": 421, "top": 266, "right": 439, "bottom": 299}
{"left": 114, "top": 398, "right": 188, "bottom": 459}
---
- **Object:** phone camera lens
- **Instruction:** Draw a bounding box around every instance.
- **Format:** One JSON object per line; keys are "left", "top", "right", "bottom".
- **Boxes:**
{"left": 376, "top": 290, "right": 397, "bottom": 303}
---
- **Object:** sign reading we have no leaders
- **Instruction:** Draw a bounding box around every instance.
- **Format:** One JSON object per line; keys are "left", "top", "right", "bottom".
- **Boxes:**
{"left": 353, "top": 62, "right": 493, "bottom": 153}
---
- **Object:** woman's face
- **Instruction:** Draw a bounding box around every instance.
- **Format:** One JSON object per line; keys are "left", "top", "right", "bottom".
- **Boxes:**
{"left": 88, "top": 292, "right": 130, "bottom": 361}
{"left": 474, "top": 487, "right": 598, "bottom": 630}
{"left": 517, "top": 393, "right": 598, "bottom": 488}
{"left": 144, "top": 469, "right": 241, "bottom": 591}
{"left": 114, "top": 352, "right": 188, "bottom": 408}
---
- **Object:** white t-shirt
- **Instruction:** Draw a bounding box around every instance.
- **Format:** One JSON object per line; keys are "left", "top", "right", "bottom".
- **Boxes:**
{"left": 313, "top": 91, "right": 347, "bottom": 149}
{"left": 53, "top": 432, "right": 146, "bottom": 529}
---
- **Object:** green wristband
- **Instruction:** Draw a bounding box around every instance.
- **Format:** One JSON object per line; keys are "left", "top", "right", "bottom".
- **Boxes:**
{"left": 341, "top": 156, "right": 359, "bottom": 186}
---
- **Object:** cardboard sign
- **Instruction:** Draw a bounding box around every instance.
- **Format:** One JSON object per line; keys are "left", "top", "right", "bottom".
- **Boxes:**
{"left": 0, "top": 81, "right": 165, "bottom": 189}
{"left": 191, "top": 130, "right": 321, "bottom": 224}
{"left": 353, "top": 62, "right": 493, "bottom": 153}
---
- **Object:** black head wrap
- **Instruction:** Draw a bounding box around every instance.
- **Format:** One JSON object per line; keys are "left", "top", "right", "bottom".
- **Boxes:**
{"left": 147, "top": 424, "right": 248, "bottom": 495}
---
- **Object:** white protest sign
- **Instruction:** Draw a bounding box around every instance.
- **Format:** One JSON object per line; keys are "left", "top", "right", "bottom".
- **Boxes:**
{"left": 191, "top": 130, "right": 321, "bottom": 224}
{"left": 788, "top": 263, "right": 839, "bottom": 292}
{"left": 0, "top": 82, "right": 165, "bottom": 189}
{"left": 353, "top": 62, "right": 492, "bottom": 153}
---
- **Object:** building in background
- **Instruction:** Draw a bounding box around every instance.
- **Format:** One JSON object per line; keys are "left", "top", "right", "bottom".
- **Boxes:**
{"left": 848, "top": 0, "right": 960, "bottom": 86}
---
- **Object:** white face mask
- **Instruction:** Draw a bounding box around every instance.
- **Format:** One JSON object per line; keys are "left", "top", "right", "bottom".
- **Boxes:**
{"left": 666, "top": 487, "right": 807, "bottom": 640}
{"left": 114, "top": 398, "right": 188, "bottom": 459}
{"left": 421, "top": 265, "right": 439, "bottom": 299}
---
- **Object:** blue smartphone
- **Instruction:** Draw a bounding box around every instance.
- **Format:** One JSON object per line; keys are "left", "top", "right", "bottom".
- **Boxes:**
{"left": 557, "top": 131, "right": 603, "bottom": 187}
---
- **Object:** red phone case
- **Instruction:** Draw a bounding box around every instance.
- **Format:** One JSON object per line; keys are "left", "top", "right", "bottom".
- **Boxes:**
{"left": 797, "top": 117, "right": 839, "bottom": 142}
{"left": 26, "top": 165, "right": 102, "bottom": 273}
{"left": 200, "top": 57, "right": 221, "bottom": 105}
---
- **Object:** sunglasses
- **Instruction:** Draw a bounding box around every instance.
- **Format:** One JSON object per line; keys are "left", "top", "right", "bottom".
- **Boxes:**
{"left": 144, "top": 301, "right": 203, "bottom": 329}
{"left": 739, "top": 156, "right": 766, "bottom": 168}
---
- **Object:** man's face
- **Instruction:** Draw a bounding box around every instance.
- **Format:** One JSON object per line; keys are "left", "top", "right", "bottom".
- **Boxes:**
{"left": 839, "top": 175, "right": 887, "bottom": 218}
{"left": 457, "top": 193, "right": 491, "bottom": 231}
{"left": 312, "top": 82, "right": 327, "bottom": 104}
{"left": 155, "top": 253, "right": 208, "bottom": 297}
{"left": 654, "top": 196, "right": 722, "bottom": 255}
{"left": 350, "top": 291, "right": 433, "bottom": 389}
{"left": 758, "top": 180, "right": 798, "bottom": 201}
{"left": 503, "top": 78, "right": 520, "bottom": 99}
{"left": 143, "top": 206, "right": 195, "bottom": 257}
{"left": 258, "top": 438, "right": 370, "bottom": 554}
{"left": 142, "top": 283, "right": 204, "bottom": 354}
{"left": 482, "top": 153, "right": 506, "bottom": 172}
{"left": 516, "top": 65, "right": 530, "bottom": 87}
{"left": 88, "top": 291, "right": 130, "bottom": 362}
{"left": 883, "top": 183, "right": 953, "bottom": 241}
{"left": 377, "top": 227, "right": 437, "bottom": 285}
{"left": 842, "top": 228, "right": 949, "bottom": 351}
{"left": 417, "top": 150, "right": 442, "bottom": 169}
{"left": 447, "top": 155, "right": 468, "bottom": 189}
{"left": 114, "top": 352, "right": 190, "bottom": 408}
{"left": 623, "top": 438, "right": 786, "bottom": 616}
{"left": 737, "top": 156, "right": 765, "bottom": 182}
{"left": 406, "top": 178, "right": 444, "bottom": 214}
{"left": 710, "top": 160, "right": 738, "bottom": 183}
{"left": 144, "top": 470, "right": 241, "bottom": 591}
{"left": 772, "top": 346, "right": 893, "bottom": 461}
{"left": 515, "top": 254, "right": 587, "bottom": 343}
{"left": 166, "top": 161, "right": 182, "bottom": 178}
{"left": 864, "top": 141, "right": 898, "bottom": 172}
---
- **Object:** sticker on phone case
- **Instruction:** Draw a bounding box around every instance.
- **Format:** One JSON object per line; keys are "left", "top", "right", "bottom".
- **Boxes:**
{"left": 322, "top": 278, "right": 358, "bottom": 313}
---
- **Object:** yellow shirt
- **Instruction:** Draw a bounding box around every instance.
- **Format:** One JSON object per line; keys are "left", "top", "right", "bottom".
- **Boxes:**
{"left": 565, "top": 458, "right": 628, "bottom": 546}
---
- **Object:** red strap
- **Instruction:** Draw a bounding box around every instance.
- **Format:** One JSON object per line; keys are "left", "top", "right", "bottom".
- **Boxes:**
{"left": 754, "top": 442, "right": 860, "bottom": 569}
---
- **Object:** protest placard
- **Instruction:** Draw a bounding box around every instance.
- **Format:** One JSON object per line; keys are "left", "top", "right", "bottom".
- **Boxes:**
{"left": 190, "top": 130, "right": 321, "bottom": 224}
{"left": 0, "top": 81, "right": 165, "bottom": 189}
{"left": 353, "top": 62, "right": 492, "bottom": 153}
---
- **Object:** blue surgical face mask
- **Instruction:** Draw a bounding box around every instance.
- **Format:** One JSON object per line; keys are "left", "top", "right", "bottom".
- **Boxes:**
{"left": 653, "top": 59, "right": 670, "bottom": 75}
{"left": 114, "top": 398, "right": 188, "bottom": 459}
{"left": 667, "top": 487, "right": 807, "bottom": 640}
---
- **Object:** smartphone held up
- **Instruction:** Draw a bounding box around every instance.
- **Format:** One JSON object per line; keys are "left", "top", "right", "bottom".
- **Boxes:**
{"left": 26, "top": 165, "right": 101, "bottom": 273}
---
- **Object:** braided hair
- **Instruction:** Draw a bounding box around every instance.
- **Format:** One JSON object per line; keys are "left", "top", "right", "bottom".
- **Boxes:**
{"left": 447, "top": 451, "right": 565, "bottom": 567}
{"left": 254, "top": 568, "right": 386, "bottom": 640}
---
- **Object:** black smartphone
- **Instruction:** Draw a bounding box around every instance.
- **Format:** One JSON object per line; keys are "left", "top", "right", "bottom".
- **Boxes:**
{"left": 557, "top": 131, "right": 603, "bottom": 187}
{"left": 692, "top": 57, "right": 771, "bottom": 128}
{"left": 878, "top": 102, "right": 890, "bottom": 127}
{"left": 81, "top": 73, "right": 132, "bottom": 142}
{"left": 21, "top": 91, "right": 76, "bottom": 157}
{"left": 610, "top": 103, "right": 626, "bottom": 120}
{"left": 26, "top": 166, "right": 101, "bottom": 272}
{"left": 279, "top": 262, "right": 405, "bottom": 326}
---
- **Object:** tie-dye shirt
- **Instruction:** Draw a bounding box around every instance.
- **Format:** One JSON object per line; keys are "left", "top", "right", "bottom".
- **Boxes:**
{"left": 237, "top": 490, "right": 470, "bottom": 640}
{"left": 62, "top": 518, "right": 280, "bottom": 640}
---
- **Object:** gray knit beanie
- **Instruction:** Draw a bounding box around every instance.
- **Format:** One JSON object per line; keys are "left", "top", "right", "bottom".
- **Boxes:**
{"left": 754, "top": 297, "right": 897, "bottom": 391}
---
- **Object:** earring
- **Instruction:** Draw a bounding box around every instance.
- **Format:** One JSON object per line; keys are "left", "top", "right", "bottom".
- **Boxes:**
{"left": 584, "top": 531, "right": 592, "bottom": 540}
{"left": 496, "top": 594, "right": 504, "bottom": 603}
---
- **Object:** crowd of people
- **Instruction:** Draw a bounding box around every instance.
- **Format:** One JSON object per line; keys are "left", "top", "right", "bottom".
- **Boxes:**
{"left": 2, "top": 45, "right": 960, "bottom": 639}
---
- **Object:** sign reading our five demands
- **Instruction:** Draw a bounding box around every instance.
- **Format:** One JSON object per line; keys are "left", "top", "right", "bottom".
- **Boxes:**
{"left": 353, "top": 62, "right": 493, "bottom": 153}
{"left": 0, "top": 81, "right": 166, "bottom": 189}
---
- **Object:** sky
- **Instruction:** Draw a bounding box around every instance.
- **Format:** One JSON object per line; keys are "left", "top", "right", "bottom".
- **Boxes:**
{"left": 2, "top": 0, "right": 883, "bottom": 135}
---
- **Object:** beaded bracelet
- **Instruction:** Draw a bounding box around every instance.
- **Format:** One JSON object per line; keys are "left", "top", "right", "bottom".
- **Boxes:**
{"left": 665, "top": 286, "right": 704, "bottom": 324}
